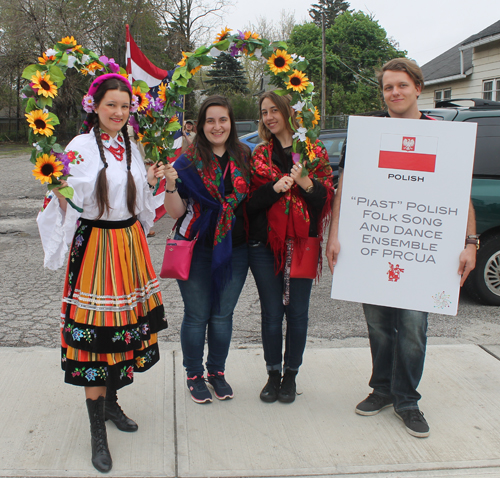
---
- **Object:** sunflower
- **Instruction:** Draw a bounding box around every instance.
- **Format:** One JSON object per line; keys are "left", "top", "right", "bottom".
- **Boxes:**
{"left": 137, "top": 132, "right": 150, "bottom": 146}
{"left": 311, "top": 106, "right": 320, "bottom": 127}
{"left": 215, "top": 27, "right": 232, "bottom": 43}
{"left": 305, "top": 138, "right": 316, "bottom": 160}
{"left": 267, "top": 50, "right": 292, "bottom": 75}
{"left": 81, "top": 62, "right": 103, "bottom": 76}
{"left": 60, "top": 36, "right": 83, "bottom": 53}
{"left": 286, "top": 69, "right": 310, "bottom": 93}
{"left": 190, "top": 65, "right": 202, "bottom": 76}
{"left": 30, "top": 70, "right": 58, "bottom": 99}
{"left": 60, "top": 36, "right": 77, "bottom": 46}
{"left": 158, "top": 82, "right": 168, "bottom": 103}
{"left": 25, "top": 109, "right": 55, "bottom": 136}
{"left": 32, "top": 154, "right": 64, "bottom": 184}
{"left": 177, "top": 52, "right": 188, "bottom": 67}
{"left": 87, "top": 62, "right": 103, "bottom": 73}
{"left": 243, "top": 31, "right": 259, "bottom": 40}
{"left": 132, "top": 86, "right": 149, "bottom": 112}
{"left": 38, "top": 52, "right": 55, "bottom": 65}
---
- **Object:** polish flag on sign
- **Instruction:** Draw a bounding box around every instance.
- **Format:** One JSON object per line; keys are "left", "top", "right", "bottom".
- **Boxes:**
{"left": 378, "top": 134, "right": 438, "bottom": 173}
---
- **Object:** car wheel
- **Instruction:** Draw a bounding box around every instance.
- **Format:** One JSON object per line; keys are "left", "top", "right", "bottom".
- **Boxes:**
{"left": 464, "top": 232, "right": 500, "bottom": 305}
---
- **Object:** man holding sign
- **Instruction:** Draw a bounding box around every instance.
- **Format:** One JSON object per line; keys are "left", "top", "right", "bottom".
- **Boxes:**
{"left": 326, "top": 58, "right": 477, "bottom": 438}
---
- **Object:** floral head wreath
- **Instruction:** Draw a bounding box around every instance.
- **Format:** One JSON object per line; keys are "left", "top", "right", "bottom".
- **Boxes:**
{"left": 81, "top": 73, "right": 139, "bottom": 114}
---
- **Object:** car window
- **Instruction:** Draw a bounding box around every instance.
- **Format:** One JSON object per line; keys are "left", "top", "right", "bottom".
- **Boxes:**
{"left": 321, "top": 138, "right": 345, "bottom": 162}
{"left": 237, "top": 124, "right": 253, "bottom": 133}
{"left": 247, "top": 135, "right": 261, "bottom": 144}
{"left": 464, "top": 117, "right": 500, "bottom": 176}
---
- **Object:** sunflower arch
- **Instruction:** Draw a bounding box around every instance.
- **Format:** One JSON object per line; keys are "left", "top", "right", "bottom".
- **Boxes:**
{"left": 24, "top": 30, "right": 318, "bottom": 194}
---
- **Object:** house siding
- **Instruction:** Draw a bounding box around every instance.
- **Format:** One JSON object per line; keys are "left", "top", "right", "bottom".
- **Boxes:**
{"left": 419, "top": 39, "right": 500, "bottom": 109}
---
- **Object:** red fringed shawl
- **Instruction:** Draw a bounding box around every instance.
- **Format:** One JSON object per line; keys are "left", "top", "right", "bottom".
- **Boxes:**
{"left": 249, "top": 138, "right": 335, "bottom": 275}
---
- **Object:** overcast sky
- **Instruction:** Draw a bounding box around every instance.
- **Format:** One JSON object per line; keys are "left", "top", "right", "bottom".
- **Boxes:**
{"left": 224, "top": 0, "right": 500, "bottom": 66}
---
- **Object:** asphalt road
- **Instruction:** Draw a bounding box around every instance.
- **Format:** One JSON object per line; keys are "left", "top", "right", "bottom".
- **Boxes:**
{"left": 1, "top": 145, "right": 499, "bottom": 350}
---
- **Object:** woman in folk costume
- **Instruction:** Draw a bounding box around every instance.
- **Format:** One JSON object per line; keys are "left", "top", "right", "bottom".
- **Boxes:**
{"left": 246, "top": 91, "right": 334, "bottom": 404}
{"left": 163, "top": 95, "right": 250, "bottom": 404}
{"left": 37, "top": 73, "right": 167, "bottom": 473}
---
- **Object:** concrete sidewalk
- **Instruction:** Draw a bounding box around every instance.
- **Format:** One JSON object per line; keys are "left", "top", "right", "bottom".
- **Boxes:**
{"left": 1, "top": 344, "right": 500, "bottom": 477}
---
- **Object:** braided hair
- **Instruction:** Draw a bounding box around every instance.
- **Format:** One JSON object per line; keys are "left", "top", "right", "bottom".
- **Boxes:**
{"left": 83, "top": 78, "right": 137, "bottom": 219}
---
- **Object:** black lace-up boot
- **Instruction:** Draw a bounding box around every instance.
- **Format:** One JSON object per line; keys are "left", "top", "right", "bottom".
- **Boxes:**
{"left": 105, "top": 388, "right": 138, "bottom": 432}
{"left": 86, "top": 396, "right": 112, "bottom": 473}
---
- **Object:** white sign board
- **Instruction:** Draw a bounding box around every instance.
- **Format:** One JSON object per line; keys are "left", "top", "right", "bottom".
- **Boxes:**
{"left": 331, "top": 116, "right": 477, "bottom": 316}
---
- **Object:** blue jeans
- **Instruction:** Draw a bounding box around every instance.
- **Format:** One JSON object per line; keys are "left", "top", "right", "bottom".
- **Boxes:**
{"left": 248, "top": 242, "right": 312, "bottom": 372}
{"left": 177, "top": 241, "right": 249, "bottom": 377}
{"left": 362, "top": 304, "right": 428, "bottom": 412}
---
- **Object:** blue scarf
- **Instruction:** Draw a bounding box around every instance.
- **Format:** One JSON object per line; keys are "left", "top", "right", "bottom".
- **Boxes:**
{"left": 174, "top": 149, "right": 249, "bottom": 306}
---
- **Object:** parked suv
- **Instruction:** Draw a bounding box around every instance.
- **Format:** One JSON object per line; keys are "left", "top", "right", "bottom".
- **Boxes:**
{"left": 421, "top": 99, "right": 500, "bottom": 305}
{"left": 235, "top": 120, "right": 258, "bottom": 137}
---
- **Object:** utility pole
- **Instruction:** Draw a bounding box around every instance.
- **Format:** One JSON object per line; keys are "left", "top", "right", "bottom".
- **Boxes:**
{"left": 321, "top": 10, "right": 326, "bottom": 129}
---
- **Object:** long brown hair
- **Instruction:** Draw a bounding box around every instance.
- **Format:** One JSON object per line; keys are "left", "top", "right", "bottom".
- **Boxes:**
{"left": 194, "top": 95, "right": 250, "bottom": 173}
{"left": 83, "top": 78, "right": 136, "bottom": 219}
{"left": 257, "top": 91, "right": 299, "bottom": 143}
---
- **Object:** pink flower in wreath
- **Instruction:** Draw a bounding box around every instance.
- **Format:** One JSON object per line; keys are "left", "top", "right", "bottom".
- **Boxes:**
{"left": 124, "top": 331, "right": 131, "bottom": 344}
{"left": 82, "top": 94, "right": 95, "bottom": 113}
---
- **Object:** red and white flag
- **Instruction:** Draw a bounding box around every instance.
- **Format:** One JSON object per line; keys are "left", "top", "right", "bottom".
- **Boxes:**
{"left": 378, "top": 134, "right": 438, "bottom": 173}
{"left": 126, "top": 25, "right": 168, "bottom": 87}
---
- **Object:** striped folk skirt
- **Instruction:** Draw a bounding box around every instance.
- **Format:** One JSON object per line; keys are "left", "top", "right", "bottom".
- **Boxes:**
{"left": 60, "top": 217, "right": 167, "bottom": 389}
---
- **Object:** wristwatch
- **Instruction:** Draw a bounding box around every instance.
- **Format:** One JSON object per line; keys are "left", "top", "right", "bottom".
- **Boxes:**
{"left": 305, "top": 183, "right": 314, "bottom": 194}
{"left": 466, "top": 235, "right": 480, "bottom": 250}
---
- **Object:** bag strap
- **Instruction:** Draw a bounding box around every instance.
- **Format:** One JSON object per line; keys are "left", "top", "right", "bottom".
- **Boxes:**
{"left": 167, "top": 225, "right": 199, "bottom": 241}
{"left": 223, "top": 159, "right": 230, "bottom": 179}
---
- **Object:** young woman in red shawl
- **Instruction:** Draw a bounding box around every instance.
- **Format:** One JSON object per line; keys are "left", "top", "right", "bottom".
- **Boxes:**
{"left": 247, "top": 91, "right": 334, "bottom": 403}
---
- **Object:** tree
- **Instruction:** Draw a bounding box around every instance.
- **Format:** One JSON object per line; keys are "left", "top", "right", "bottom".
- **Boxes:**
{"left": 288, "top": 11, "right": 405, "bottom": 115}
{"left": 309, "top": 0, "right": 350, "bottom": 29}
{"left": 241, "top": 10, "right": 297, "bottom": 95}
{"left": 0, "top": 0, "right": 172, "bottom": 138}
{"left": 203, "top": 52, "right": 249, "bottom": 96}
{"left": 151, "top": 0, "right": 232, "bottom": 63}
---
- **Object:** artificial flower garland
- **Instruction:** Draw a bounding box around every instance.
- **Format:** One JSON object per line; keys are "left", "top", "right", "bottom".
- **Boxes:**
{"left": 170, "top": 28, "right": 320, "bottom": 170}
{"left": 24, "top": 29, "right": 319, "bottom": 198}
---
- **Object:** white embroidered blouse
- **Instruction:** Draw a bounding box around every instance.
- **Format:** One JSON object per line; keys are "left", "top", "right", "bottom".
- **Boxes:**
{"left": 37, "top": 129, "right": 157, "bottom": 270}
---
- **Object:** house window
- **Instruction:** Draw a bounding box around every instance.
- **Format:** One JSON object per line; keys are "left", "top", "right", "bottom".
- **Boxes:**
{"left": 483, "top": 79, "right": 500, "bottom": 101}
{"left": 434, "top": 88, "right": 451, "bottom": 105}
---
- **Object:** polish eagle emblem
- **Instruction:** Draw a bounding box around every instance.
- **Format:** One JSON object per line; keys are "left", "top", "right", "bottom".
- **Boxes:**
{"left": 402, "top": 136, "right": 416, "bottom": 151}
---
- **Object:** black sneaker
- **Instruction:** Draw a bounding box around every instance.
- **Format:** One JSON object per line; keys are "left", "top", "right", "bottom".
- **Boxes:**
{"left": 395, "top": 409, "right": 430, "bottom": 438}
{"left": 355, "top": 393, "right": 393, "bottom": 416}
{"left": 186, "top": 375, "right": 212, "bottom": 403}
{"left": 278, "top": 369, "right": 297, "bottom": 403}
{"left": 207, "top": 371, "right": 234, "bottom": 400}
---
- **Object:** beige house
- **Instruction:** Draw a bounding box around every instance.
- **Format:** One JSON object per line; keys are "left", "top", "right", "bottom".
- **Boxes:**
{"left": 418, "top": 20, "right": 500, "bottom": 109}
